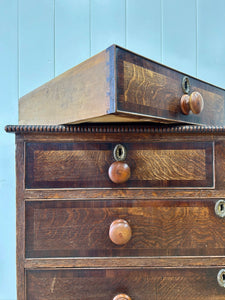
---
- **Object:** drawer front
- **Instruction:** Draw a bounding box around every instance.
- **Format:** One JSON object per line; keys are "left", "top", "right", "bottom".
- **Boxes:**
{"left": 25, "top": 199, "right": 225, "bottom": 258}
{"left": 117, "top": 46, "right": 225, "bottom": 126}
{"left": 25, "top": 141, "right": 214, "bottom": 189}
{"left": 26, "top": 268, "right": 225, "bottom": 299}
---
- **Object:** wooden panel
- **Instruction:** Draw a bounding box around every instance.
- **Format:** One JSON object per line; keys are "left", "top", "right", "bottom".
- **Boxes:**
{"left": 117, "top": 47, "right": 225, "bottom": 126}
{"left": 19, "top": 0, "right": 54, "bottom": 97}
{"left": 16, "top": 139, "right": 26, "bottom": 300}
{"left": 91, "top": 0, "right": 126, "bottom": 55}
{"left": 25, "top": 199, "right": 225, "bottom": 258}
{"left": 25, "top": 141, "right": 213, "bottom": 189}
{"left": 19, "top": 49, "right": 111, "bottom": 125}
{"left": 198, "top": 0, "right": 225, "bottom": 89}
{"left": 162, "top": 0, "right": 197, "bottom": 75}
{"left": 24, "top": 256, "right": 225, "bottom": 269}
{"left": 26, "top": 268, "right": 225, "bottom": 299}
{"left": 55, "top": 0, "right": 90, "bottom": 76}
{"left": 126, "top": 0, "right": 161, "bottom": 61}
{"left": 215, "top": 140, "right": 225, "bottom": 189}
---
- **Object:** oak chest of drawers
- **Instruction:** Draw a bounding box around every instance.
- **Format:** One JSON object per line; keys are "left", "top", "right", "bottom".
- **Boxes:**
{"left": 6, "top": 123, "right": 225, "bottom": 299}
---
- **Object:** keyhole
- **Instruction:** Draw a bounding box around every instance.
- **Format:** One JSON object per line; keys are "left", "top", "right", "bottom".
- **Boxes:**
{"left": 118, "top": 147, "right": 122, "bottom": 158}
{"left": 222, "top": 274, "right": 225, "bottom": 282}
{"left": 220, "top": 203, "right": 224, "bottom": 212}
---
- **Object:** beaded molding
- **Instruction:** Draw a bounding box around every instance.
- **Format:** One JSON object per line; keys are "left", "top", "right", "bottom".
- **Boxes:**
{"left": 5, "top": 124, "right": 225, "bottom": 134}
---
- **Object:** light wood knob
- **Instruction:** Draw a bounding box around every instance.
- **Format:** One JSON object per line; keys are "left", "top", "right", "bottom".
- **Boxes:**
{"left": 180, "top": 91, "right": 204, "bottom": 115}
{"left": 109, "top": 219, "right": 132, "bottom": 245}
{"left": 108, "top": 161, "right": 131, "bottom": 184}
{"left": 113, "top": 294, "right": 131, "bottom": 300}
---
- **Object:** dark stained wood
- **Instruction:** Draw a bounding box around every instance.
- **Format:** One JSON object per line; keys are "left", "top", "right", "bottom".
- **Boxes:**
{"left": 16, "top": 139, "right": 26, "bottom": 300}
{"left": 26, "top": 268, "right": 225, "bottom": 300}
{"left": 25, "top": 141, "right": 214, "bottom": 189}
{"left": 24, "top": 257, "right": 225, "bottom": 269}
{"left": 18, "top": 45, "right": 225, "bottom": 126}
{"left": 10, "top": 124, "right": 225, "bottom": 299}
{"left": 108, "top": 161, "right": 131, "bottom": 184}
{"left": 25, "top": 199, "right": 225, "bottom": 258}
{"left": 5, "top": 123, "right": 225, "bottom": 134}
{"left": 24, "top": 188, "right": 225, "bottom": 202}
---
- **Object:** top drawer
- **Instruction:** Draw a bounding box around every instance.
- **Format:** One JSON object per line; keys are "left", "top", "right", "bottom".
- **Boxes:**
{"left": 19, "top": 45, "right": 225, "bottom": 126}
{"left": 25, "top": 140, "right": 214, "bottom": 189}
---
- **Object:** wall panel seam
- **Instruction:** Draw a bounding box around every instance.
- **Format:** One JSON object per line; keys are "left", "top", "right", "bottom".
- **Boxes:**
{"left": 161, "top": 0, "right": 164, "bottom": 63}
{"left": 89, "top": 0, "right": 91, "bottom": 57}
{"left": 53, "top": 0, "right": 56, "bottom": 78}
{"left": 196, "top": 0, "right": 198, "bottom": 77}
{"left": 17, "top": 0, "right": 20, "bottom": 109}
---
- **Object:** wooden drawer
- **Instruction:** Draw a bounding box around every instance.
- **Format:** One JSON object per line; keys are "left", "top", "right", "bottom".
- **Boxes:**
{"left": 26, "top": 268, "right": 225, "bottom": 299}
{"left": 19, "top": 45, "right": 225, "bottom": 126}
{"left": 25, "top": 199, "right": 225, "bottom": 258}
{"left": 25, "top": 140, "right": 214, "bottom": 189}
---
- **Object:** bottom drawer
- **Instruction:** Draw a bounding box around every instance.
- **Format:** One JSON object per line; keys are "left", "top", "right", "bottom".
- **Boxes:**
{"left": 26, "top": 268, "right": 225, "bottom": 299}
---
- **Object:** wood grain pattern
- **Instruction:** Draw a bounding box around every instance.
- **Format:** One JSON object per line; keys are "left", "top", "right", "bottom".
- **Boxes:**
{"left": 16, "top": 140, "right": 26, "bottom": 300}
{"left": 26, "top": 268, "right": 225, "bottom": 299}
{"left": 24, "top": 256, "right": 225, "bottom": 269}
{"left": 25, "top": 199, "right": 225, "bottom": 258}
{"left": 117, "top": 47, "right": 225, "bottom": 126}
{"left": 19, "top": 48, "right": 111, "bottom": 125}
{"left": 123, "top": 61, "right": 181, "bottom": 112}
{"left": 12, "top": 126, "right": 225, "bottom": 299}
{"left": 25, "top": 141, "right": 213, "bottom": 188}
{"left": 18, "top": 45, "right": 225, "bottom": 126}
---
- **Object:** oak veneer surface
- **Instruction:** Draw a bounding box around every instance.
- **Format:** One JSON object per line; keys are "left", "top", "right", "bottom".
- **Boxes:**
{"left": 26, "top": 199, "right": 225, "bottom": 258}
{"left": 25, "top": 140, "right": 213, "bottom": 188}
{"left": 26, "top": 268, "right": 225, "bottom": 300}
{"left": 5, "top": 123, "right": 225, "bottom": 300}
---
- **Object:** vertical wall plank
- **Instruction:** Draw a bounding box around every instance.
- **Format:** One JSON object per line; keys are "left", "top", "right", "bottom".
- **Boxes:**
{"left": 19, "top": 0, "right": 55, "bottom": 97}
{"left": 55, "top": 0, "right": 90, "bottom": 76}
{"left": 198, "top": 0, "right": 225, "bottom": 88}
{"left": 162, "top": 0, "right": 197, "bottom": 76}
{"left": 0, "top": 0, "right": 17, "bottom": 299}
{"left": 126, "top": 0, "right": 162, "bottom": 62}
{"left": 91, "top": 0, "right": 126, "bottom": 55}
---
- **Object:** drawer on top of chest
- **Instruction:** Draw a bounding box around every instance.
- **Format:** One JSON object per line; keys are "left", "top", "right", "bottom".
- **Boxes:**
{"left": 26, "top": 268, "right": 225, "bottom": 300}
{"left": 25, "top": 199, "right": 225, "bottom": 258}
{"left": 25, "top": 140, "right": 214, "bottom": 189}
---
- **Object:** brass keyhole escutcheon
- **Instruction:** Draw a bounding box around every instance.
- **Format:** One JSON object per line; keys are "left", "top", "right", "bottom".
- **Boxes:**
{"left": 215, "top": 200, "right": 225, "bottom": 218}
{"left": 113, "top": 144, "right": 127, "bottom": 161}
{"left": 182, "top": 76, "right": 190, "bottom": 94}
{"left": 217, "top": 269, "right": 225, "bottom": 288}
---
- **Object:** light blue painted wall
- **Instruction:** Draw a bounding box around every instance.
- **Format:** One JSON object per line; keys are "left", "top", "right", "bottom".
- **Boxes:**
{"left": 1, "top": 0, "right": 225, "bottom": 298}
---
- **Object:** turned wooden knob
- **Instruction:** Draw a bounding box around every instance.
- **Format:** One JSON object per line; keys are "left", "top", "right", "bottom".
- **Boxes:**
{"left": 109, "top": 219, "right": 132, "bottom": 245}
{"left": 180, "top": 91, "right": 204, "bottom": 115}
{"left": 108, "top": 161, "right": 131, "bottom": 184}
{"left": 113, "top": 294, "right": 131, "bottom": 300}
